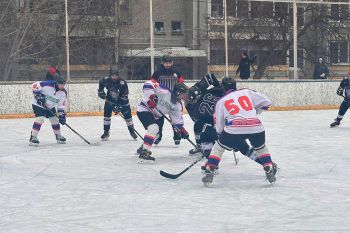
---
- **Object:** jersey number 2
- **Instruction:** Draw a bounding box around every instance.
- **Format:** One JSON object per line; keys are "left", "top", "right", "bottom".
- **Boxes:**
{"left": 224, "top": 96, "right": 253, "bottom": 115}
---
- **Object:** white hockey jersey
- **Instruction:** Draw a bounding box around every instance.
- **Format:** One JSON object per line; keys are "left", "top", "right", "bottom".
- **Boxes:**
{"left": 32, "top": 81, "right": 67, "bottom": 111}
{"left": 137, "top": 80, "right": 184, "bottom": 126}
{"left": 215, "top": 88, "right": 271, "bottom": 134}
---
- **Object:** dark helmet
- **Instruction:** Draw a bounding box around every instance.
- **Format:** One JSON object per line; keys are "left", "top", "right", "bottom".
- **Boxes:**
{"left": 55, "top": 75, "right": 66, "bottom": 85}
{"left": 110, "top": 70, "right": 119, "bottom": 76}
{"left": 221, "top": 76, "right": 236, "bottom": 92}
{"left": 188, "top": 85, "right": 202, "bottom": 105}
{"left": 171, "top": 83, "right": 189, "bottom": 104}
{"left": 162, "top": 55, "right": 173, "bottom": 63}
{"left": 199, "top": 73, "right": 220, "bottom": 90}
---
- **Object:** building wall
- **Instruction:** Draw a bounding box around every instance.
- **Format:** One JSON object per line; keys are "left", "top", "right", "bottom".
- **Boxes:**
{"left": 120, "top": 0, "right": 189, "bottom": 49}
{"left": 0, "top": 80, "right": 341, "bottom": 115}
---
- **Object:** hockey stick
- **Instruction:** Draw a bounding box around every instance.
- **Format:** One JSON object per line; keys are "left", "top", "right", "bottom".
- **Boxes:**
{"left": 105, "top": 99, "right": 144, "bottom": 140}
{"left": 152, "top": 107, "right": 207, "bottom": 179}
{"left": 44, "top": 106, "right": 101, "bottom": 146}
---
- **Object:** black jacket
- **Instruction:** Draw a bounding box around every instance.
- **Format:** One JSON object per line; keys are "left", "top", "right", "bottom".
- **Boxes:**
{"left": 151, "top": 65, "right": 184, "bottom": 90}
{"left": 236, "top": 57, "right": 256, "bottom": 79}
{"left": 98, "top": 76, "right": 129, "bottom": 105}
{"left": 313, "top": 63, "right": 329, "bottom": 79}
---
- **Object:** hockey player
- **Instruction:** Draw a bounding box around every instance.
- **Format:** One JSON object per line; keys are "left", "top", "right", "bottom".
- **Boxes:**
{"left": 98, "top": 70, "right": 137, "bottom": 140}
{"left": 151, "top": 55, "right": 184, "bottom": 91}
{"left": 330, "top": 72, "right": 350, "bottom": 127}
{"left": 29, "top": 76, "right": 67, "bottom": 146}
{"left": 186, "top": 74, "right": 223, "bottom": 156}
{"left": 187, "top": 74, "right": 260, "bottom": 168}
{"left": 136, "top": 79, "right": 189, "bottom": 161}
{"left": 151, "top": 55, "right": 185, "bottom": 145}
{"left": 202, "top": 77, "right": 277, "bottom": 185}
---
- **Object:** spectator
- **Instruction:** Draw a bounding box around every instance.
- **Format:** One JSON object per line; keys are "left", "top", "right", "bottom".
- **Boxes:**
{"left": 236, "top": 52, "right": 256, "bottom": 80}
{"left": 313, "top": 57, "right": 329, "bottom": 79}
{"left": 45, "top": 66, "right": 60, "bottom": 81}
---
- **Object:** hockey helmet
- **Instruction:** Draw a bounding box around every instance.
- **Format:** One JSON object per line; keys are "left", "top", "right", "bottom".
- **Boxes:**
{"left": 110, "top": 70, "right": 119, "bottom": 76}
{"left": 55, "top": 75, "right": 66, "bottom": 85}
{"left": 221, "top": 76, "right": 236, "bottom": 92}
{"left": 188, "top": 85, "right": 202, "bottom": 104}
{"left": 162, "top": 55, "right": 173, "bottom": 63}
{"left": 171, "top": 83, "right": 189, "bottom": 103}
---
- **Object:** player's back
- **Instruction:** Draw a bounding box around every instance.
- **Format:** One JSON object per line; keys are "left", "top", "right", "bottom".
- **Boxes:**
{"left": 216, "top": 88, "right": 271, "bottom": 134}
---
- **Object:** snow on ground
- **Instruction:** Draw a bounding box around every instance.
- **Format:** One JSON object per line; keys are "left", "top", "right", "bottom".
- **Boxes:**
{"left": 0, "top": 110, "right": 350, "bottom": 233}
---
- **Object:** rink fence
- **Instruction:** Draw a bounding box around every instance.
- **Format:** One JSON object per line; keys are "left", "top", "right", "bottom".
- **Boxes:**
{"left": 0, "top": 80, "right": 342, "bottom": 118}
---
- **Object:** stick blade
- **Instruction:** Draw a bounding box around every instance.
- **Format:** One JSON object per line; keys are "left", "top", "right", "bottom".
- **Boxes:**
{"left": 89, "top": 142, "right": 102, "bottom": 146}
{"left": 160, "top": 170, "right": 180, "bottom": 179}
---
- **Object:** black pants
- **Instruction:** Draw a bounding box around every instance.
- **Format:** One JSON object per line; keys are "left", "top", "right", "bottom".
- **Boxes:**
{"left": 194, "top": 120, "right": 217, "bottom": 144}
{"left": 218, "top": 131, "right": 265, "bottom": 153}
{"left": 338, "top": 100, "right": 350, "bottom": 119}
{"left": 104, "top": 101, "right": 132, "bottom": 131}
{"left": 32, "top": 104, "right": 56, "bottom": 118}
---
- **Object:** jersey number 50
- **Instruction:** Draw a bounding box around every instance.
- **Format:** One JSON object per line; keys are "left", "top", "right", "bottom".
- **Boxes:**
{"left": 224, "top": 96, "right": 253, "bottom": 115}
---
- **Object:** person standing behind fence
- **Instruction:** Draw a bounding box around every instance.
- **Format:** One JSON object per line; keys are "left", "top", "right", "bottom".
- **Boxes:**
{"left": 313, "top": 57, "right": 329, "bottom": 79}
{"left": 151, "top": 55, "right": 184, "bottom": 91}
{"left": 236, "top": 52, "right": 256, "bottom": 80}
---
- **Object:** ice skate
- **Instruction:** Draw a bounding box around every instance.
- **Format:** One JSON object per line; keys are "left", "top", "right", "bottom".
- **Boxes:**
{"left": 264, "top": 163, "right": 277, "bottom": 184}
{"left": 56, "top": 134, "right": 66, "bottom": 144}
{"left": 101, "top": 130, "right": 110, "bottom": 141}
{"left": 330, "top": 120, "right": 340, "bottom": 128}
{"left": 202, "top": 165, "right": 217, "bottom": 186}
{"left": 29, "top": 134, "right": 40, "bottom": 147}
{"left": 136, "top": 145, "right": 143, "bottom": 155}
{"left": 154, "top": 133, "right": 162, "bottom": 145}
{"left": 201, "top": 162, "right": 219, "bottom": 175}
{"left": 139, "top": 149, "right": 155, "bottom": 162}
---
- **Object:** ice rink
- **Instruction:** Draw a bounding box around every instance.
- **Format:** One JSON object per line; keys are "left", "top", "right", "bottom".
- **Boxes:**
{"left": 1, "top": 110, "right": 350, "bottom": 233}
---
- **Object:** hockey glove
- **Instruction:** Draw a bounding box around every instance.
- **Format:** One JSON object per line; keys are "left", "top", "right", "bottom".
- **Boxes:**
{"left": 337, "top": 87, "right": 344, "bottom": 97}
{"left": 98, "top": 90, "right": 107, "bottom": 100}
{"left": 58, "top": 112, "right": 66, "bottom": 125}
{"left": 112, "top": 104, "right": 121, "bottom": 113}
{"left": 35, "top": 93, "right": 46, "bottom": 106}
{"left": 173, "top": 125, "right": 189, "bottom": 139}
{"left": 147, "top": 94, "right": 158, "bottom": 109}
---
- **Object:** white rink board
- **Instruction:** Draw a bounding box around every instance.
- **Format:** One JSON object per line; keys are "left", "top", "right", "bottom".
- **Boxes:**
{"left": 0, "top": 110, "right": 350, "bottom": 232}
{"left": 0, "top": 80, "right": 341, "bottom": 114}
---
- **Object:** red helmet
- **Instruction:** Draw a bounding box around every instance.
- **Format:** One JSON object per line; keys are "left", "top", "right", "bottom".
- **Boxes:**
{"left": 48, "top": 67, "right": 57, "bottom": 75}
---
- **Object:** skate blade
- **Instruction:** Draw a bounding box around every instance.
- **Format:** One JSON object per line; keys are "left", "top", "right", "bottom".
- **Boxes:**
{"left": 203, "top": 182, "right": 212, "bottom": 187}
{"left": 137, "top": 159, "right": 155, "bottom": 164}
{"left": 201, "top": 170, "right": 219, "bottom": 175}
{"left": 101, "top": 138, "right": 109, "bottom": 141}
{"left": 89, "top": 142, "right": 102, "bottom": 146}
{"left": 57, "top": 141, "right": 66, "bottom": 144}
{"left": 29, "top": 142, "right": 39, "bottom": 147}
{"left": 189, "top": 151, "right": 201, "bottom": 156}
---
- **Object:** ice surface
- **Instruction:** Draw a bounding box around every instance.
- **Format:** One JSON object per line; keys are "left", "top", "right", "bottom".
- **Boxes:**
{"left": 1, "top": 110, "right": 350, "bottom": 233}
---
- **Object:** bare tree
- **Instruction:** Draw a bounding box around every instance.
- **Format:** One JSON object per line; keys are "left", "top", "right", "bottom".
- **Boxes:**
{"left": 224, "top": 2, "right": 348, "bottom": 79}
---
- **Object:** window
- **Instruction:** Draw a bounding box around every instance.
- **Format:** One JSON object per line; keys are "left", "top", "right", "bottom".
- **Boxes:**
{"left": 237, "top": 0, "right": 248, "bottom": 18}
{"left": 211, "top": 0, "right": 223, "bottom": 18}
{"left": 330, "top": 41, "right": 349, "bottom": 64}
{"left": 171, "top": 21, "right": 182, "bottom": 34}
{"left": 251, "top": 2, "right": 273, "bottom": 18}
{"left": 227, "top": 0, "right": 237, "bottom": 18}
{"left": 154, "top": 21, "right": 165, "bottom": 34}
{"left": 331, "top": 0, "right": 349, "bottom": 22}
{"left": 275, "top": 2, "right": 288, "bottom": 18}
